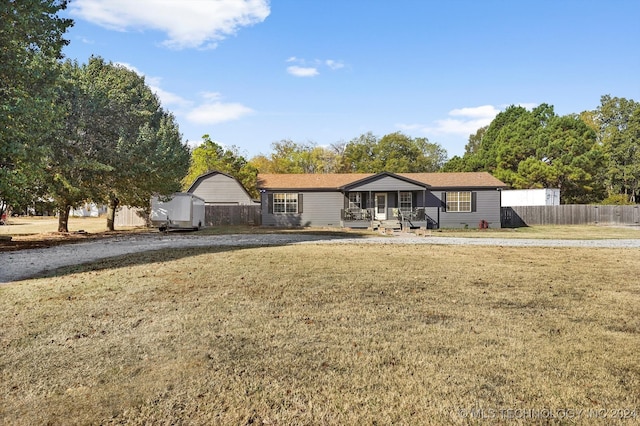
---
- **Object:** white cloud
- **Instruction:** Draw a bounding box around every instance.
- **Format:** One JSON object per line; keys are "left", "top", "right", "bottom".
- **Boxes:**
{"left": 186, "top": 95, "right": 253, "bottom": 125}
{"left": 152, "top": 85, "right": 192, "bottom": 109}
{"left": 394, "top": 123, "right": 421, "bottom": 131}
{"left": 285, "top": 57, "right": 345, "bottom": 76}
{"left": 287, "top": 66, "right": 319, "bottom": 77}
{"left": 398, "top": 104, "right": 503, "bottom": 136}
{"left": 200, "top": 92, "right": 224, "bottom": 101}
{"left": 325, "top": 59, "right": 344, "bottom": 70}
{"left": 449, "top": 105, "right": 500, "bottom": 119}
{"left": 433, "top": 105, "right": 501, "bottom": 134}
{"left": 69, "top": 0, "right": 270, "bottom": 49}
{"left": 430, "top": 117, "right": 494, "bottom": 135}
{"left": 114, "top": 61, "right": 141, "bottom": 74}
{"left": 78, "top": 36, "right": 94, "bottom": 44}
{"left": 97, "top": 61, "right": 252, "bottom": 125}
{"left": 432, "top": 103, "right": 538, "bottom": 135}
{"left": 114, "top": 62, "right": 191, "bottom": 108}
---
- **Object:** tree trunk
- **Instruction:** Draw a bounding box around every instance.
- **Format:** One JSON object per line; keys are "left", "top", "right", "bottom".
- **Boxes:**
{"left": 58, "top": 205, "right": 70, "bottom": 232}
{"left": 106, "top": 196, "right": 119, "bottom": 231}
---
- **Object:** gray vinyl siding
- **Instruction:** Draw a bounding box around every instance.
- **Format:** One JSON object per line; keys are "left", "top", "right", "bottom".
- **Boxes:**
{"left": 436, "top": 189, "right": 502, "bottom": 228}
{"left": 189, "top": 174, "right": 253, "bottom": 205}
{"left": 424, "top": 192, "right": 442, "bottom": 226}
{"left": 262, "top": 191, "right": 343, "bottom": 227}
{"left": 260, "top": 187, "right": 502, "bottom": 229}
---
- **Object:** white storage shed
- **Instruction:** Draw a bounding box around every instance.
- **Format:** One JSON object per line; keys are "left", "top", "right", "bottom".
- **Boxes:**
{"left": 151, "top": 193, "right": 205, "bottom": 230}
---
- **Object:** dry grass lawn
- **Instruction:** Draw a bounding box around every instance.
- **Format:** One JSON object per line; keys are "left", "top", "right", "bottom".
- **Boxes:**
{"left": 432, "top": 224, "right": 640, "bottom": 240}
{"left": 0, "top": 216, "right": 113, "bottom": 235}
{"left": 1, "top": 242, "right": 639, "bottom": 424}
{"left": 0, "top": 217, "right": 154, "bottom": 251}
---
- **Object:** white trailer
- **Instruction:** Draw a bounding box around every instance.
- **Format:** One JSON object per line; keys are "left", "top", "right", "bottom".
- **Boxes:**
{"left": 151, "top": 193, "right": 205, "bottom": 231}
{"left": 501, "top": 188, "right": 560, "bottom": 206}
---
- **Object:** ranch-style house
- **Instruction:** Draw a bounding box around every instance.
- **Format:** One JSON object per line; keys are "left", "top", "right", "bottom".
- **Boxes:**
{"left": 257, "top": 172, "right": 507, "bottom": 229}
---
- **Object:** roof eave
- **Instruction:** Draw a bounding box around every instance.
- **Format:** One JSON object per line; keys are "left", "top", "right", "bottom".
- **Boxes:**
{"left": 339, "top": 171, "right": 430, "bottom": 190}
{"left": 258, "top": 187, "right": 342, "bottom": 192}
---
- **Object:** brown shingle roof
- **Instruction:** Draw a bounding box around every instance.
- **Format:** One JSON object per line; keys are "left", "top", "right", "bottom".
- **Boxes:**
{"left": 397, "top": 172, "right": 506, "bottom": 188}
{"left": 257, "top": 172, "right": 506, "bottom": 190}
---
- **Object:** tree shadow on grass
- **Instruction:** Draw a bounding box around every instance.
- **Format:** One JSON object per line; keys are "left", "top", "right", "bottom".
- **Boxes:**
{"left": 31, "top": 245, "right": 251, "bottom": 280}
{"left": 24, "top": 231, "right": 373, "bottom": 282}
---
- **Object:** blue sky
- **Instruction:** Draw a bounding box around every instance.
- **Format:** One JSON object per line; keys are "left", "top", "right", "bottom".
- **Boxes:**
{"left": 61, "top": 0, "right": 640, "bottom": 160}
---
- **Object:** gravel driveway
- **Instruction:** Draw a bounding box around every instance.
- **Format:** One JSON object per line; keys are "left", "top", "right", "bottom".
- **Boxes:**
{"left": 2, "top": 232, "right": 640, "bottom": 283}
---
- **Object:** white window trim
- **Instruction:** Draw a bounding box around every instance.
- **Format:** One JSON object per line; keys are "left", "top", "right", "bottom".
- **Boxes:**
{"left": 446, "top": 191, "right": 472, "bottom": 212}
{"left": 399, "top": 192, "right": 412, "bottom": 213}
{"left": 349, "top": 192, "right": 361, "bottom": 209}
{"left": 273, "top": 193, "right": 298, "bottom": 214}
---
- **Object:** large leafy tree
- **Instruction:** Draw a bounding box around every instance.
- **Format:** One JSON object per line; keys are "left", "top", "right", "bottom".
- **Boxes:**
{"left": 48, "top": 58, "right": 190, "bottom": 232}
{"left": 594, "top": 95, "right": 640, "bottom": 202}
{"left": 249, "top": 140, "right": 343, "bottom": 174}
{"left": 251, "top": 132, "right": 446, "bottom": 175}
{"left": 343, "top": 132, "right": 447, "bottom": 173}
{"left": 443, "top": 104, "right": 604, "bottom": 203}
{"left": 514, "top": 114, "right": 604, "bottom": 203}
{"left": 83, "top": 58, "right": 190, "bottom": 230}
{"left": 183, "top": 135, "right": 258, "bottom": 197}
{"left": 46, "top": 60, "right": 113, "bottom": 232}
{"left": 464, "top": 126, "right": 487, "bottom": 156}
{"left": 342, "top": 132, "right": 378, "bottom": 172}
{"left": 105, "top": 112, "right": 190, "bottom": 230}
{"left": 0, "top": 0, "right": 72, "bottom": 216}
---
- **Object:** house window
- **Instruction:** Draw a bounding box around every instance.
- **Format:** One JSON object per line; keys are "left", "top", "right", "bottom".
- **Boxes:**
{"left": 273, "top": 193, "right": 298, "bottom": 213}
{"left": 446, "top": 191, "right": 472, "bottom": 212}
{"left": 349, "top": 192, "right": 361, "bottom": 209}
{"left": 400, "top": 192, "right": 412, "bottom": 213}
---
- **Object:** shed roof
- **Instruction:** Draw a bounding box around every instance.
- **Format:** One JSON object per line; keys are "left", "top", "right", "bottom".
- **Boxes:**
{"left": 187, "top": 170, "right": 257, "bottom": 201}
{"left": 257, "top": 172, "right": 506, "bottom": 190}
{"left": 186, "top": 170, "right": 237, "bottom": 193}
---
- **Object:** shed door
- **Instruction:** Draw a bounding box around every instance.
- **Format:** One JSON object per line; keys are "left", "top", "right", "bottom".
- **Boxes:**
{"left": 375, "top": 193, "right": 387, "bottom": 220}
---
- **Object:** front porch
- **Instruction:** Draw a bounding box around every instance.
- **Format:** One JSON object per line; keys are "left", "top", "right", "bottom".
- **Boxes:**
{"left": 341, "top": 207, "right": 435, "bottom": 230}
{"left": 337, "top": 172, "right": 439, "bottom": 230}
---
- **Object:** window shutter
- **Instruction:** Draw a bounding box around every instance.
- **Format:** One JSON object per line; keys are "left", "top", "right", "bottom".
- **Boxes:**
{"left": 298, "top": 194, "right": 303, "bottom": 213}
{"left": 441, "top": 192, "right": 447, "bottom": 212}
{"left": 471, "top": 192, "right": 477, "bottom": 212}
{"left": 267, "top": 193, "right": 273, "bottom": 214}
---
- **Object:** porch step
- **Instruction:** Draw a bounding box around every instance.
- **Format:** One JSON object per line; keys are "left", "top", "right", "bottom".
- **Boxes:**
{"left": 381, "top": 220, "right": 401, "bottom": 229}
{"left": 372, "top": 220, "right": 402, "bottom": 231}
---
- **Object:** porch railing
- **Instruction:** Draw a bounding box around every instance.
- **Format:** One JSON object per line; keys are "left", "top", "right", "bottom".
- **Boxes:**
{"left": 396, "top": 207, "right": 426, "bottom": 221}
{"left": 343, "top": 207, "right": 427, "bottom": 222}
{"left": 342, "top": 208, "right": 372, "bottom": 221}
{"left": 343, "top": 207, "right": 436, "bottom": 228}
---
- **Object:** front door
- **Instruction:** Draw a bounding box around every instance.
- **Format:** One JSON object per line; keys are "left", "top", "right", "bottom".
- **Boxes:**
{"left": 375, "top": 193, "right": 387, "bottom": 220}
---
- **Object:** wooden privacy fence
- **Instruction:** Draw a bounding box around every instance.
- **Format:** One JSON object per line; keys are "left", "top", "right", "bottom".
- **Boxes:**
{"left": 502, "top": 205, "right": 640, "bottom": 227}
{"left": 205, "top": 205, "right": 261, "bottom": 226}
{"left": 114, "top": 206, "right": 148, "bottom": 227}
